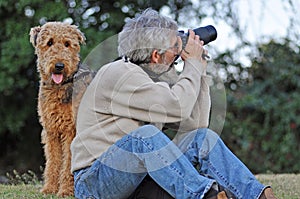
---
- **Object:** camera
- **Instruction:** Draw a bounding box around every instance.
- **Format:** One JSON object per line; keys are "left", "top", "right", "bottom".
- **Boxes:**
{"left": 178, "top": 25, "right": 217, "bottom": 48}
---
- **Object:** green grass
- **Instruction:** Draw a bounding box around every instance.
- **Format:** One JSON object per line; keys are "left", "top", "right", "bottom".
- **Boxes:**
{"left": 256, "top": 174, "right": 300, "bottom": 199}
{"left": 0, "top": 184, "right": 74, "bottom": 199}
{"left": 0, "top": 174, "right": 299, "bottom": 198}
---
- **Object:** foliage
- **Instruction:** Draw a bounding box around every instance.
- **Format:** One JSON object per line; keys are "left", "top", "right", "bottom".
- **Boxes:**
{"left": 6, "top": 169, "right": 41, "bottom": 185}
{"left": 222, "top": 39, "right": 300, "bottom": 173}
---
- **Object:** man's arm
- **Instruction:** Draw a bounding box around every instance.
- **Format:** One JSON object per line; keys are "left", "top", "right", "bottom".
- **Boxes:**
{"left": 106, "top": 59, "right": 205, "bottom": 123}
{"left": 163, "top": 75, "right": 212, "bottom": 134}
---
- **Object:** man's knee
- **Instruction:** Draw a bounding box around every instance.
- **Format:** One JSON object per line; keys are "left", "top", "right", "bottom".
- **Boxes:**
{"left": 196, "top": 128, "right": 221, "bottom": 155}
{"left": 131, "top": 124, "right": 161, "bottom": 138}
{"left": 197, "top": 128, "right": 220, "bottom": 140}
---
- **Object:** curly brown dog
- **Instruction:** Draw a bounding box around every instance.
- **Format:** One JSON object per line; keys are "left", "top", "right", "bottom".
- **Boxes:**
{"left": 30, "top": 22, "right": 93, "bottom": 197}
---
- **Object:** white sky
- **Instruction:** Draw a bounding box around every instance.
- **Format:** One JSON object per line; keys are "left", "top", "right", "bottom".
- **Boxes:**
{"left": 207, "top": 0, "right": 299, "bottom": 51}
{"left": 235, "top": 0, "right": 298, "bottom": 41}
{"left": 186, "top": 0, "right": 299, "bottom": 67}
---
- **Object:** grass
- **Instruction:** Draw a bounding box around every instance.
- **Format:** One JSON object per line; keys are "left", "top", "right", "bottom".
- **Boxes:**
{"left": 0, "top": 184, "right": 73, "bottom": 199}
{"left": 0, "top": 173, "right": 299, "bottom": 198}
{"left": 256, "top": 174, "right": 300, "bottom": 199}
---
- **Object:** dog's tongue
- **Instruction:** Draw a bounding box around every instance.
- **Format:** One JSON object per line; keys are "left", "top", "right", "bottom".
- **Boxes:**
{"left": 51, "top": 74, "right": 63, "bottom": 84}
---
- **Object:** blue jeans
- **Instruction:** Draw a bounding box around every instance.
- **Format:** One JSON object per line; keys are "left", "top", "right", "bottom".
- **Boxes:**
{"left": 74, "top": 125, "right": 266, "bottom": 199}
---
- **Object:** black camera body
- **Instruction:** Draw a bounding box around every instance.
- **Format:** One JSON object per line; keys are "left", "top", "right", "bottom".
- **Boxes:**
{"left": 178, "top": 25, "right": 217, "bottom": 48}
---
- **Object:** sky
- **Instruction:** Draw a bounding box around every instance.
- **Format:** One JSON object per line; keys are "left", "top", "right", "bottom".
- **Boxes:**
{"left": 208, "top": 0, "right": 299, "bottom": 51}
{"left": 197, "top": 0, "right": 299, "bottom": 67}
{"left": 234, "top": 0, "right": 299, "bottom": 42}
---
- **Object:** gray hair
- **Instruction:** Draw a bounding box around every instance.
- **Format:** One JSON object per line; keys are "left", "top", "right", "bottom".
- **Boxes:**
{"left": 118, "top": 8, "right": 178, "bottom": 64}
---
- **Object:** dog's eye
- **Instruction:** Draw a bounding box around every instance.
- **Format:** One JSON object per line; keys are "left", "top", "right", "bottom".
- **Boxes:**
{"left": 65, "top": 42, "right": 70, "bottom": 47}
{"left": 47, "top": 39, "right": 53, "bottom": 47}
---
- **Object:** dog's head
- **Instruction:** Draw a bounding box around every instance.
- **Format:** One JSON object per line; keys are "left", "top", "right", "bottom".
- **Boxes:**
{"left": 30, "top": 22, "right": 85, "bottom": 85}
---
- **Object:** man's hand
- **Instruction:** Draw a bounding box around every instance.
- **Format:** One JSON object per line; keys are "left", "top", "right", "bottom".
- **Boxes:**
{"left": 180, "top": 29, "right": 208, "bottom": 64}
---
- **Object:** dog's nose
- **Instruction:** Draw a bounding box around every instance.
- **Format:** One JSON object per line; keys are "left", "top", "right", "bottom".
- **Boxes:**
{"left": 55, "top": 63, "right": 64, "bottom": 71}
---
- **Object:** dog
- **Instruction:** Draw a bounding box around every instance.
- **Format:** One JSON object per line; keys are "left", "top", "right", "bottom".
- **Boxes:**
{"left": 30, "top": 21, "right": 94, "bottom": 197}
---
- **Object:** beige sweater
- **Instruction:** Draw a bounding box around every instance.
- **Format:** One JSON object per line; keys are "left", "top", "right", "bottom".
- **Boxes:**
{"left": 71, "top": 59, "right": 211, "bottom": 172}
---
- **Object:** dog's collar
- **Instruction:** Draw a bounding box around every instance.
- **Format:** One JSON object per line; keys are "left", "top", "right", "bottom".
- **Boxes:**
{"left": 62, "top": 75, "right": 74, "bottom": 85}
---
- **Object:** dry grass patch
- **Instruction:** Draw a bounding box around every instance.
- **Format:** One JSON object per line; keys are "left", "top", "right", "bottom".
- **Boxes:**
{"left": 257, "top": 173, "right": 300, "bottom": 199}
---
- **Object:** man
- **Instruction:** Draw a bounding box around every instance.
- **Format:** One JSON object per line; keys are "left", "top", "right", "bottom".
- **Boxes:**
{"left": 71, "top": 8, "right": 277, "bottom": 199}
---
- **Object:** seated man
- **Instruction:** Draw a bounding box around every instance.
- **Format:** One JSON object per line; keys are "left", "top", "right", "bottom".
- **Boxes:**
{"left": 71, "top": 8, "right": 277, "bottom": 199}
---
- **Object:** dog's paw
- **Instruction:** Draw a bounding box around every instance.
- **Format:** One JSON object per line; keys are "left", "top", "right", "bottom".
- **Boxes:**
{"left": 41, "top": 185, "right": 58, "bottom": 195}
{"left": 57, "top": 187, "right": 74, "bottom": 197}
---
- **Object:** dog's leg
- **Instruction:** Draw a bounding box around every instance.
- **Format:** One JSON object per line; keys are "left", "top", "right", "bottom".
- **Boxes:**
{"left": 57, "top": 130, "right": 75, "bottom": 197}
{"left": 41, "top": 133, "right": 62, "bottom": 195}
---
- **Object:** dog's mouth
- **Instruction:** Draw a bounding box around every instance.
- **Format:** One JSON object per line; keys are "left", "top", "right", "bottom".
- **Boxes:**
{"left": 51, "top": 73, "right": 64, "bottom": 84}
{"left": 51, "top": 62, "right": 65, "bottom": 84}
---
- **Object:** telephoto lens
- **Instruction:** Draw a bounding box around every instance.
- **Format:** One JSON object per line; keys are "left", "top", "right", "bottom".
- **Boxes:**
{"left": 178, "top": 25, "right": 217, "bottom": 48}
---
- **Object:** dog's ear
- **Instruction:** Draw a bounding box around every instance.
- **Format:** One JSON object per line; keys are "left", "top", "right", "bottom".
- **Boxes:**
{"left": 77, "top": 29, "right": 86, "bottom": 45}
{"left": 30, "top": 26, "right": 41, "bottom": 47}
{"left": 69, "top": 24, "right": 86, "bottom": 45}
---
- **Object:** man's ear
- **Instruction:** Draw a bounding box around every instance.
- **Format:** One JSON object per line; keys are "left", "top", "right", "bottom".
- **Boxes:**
{"left": 150, "top": 50, "right": 161, "bottom": 63}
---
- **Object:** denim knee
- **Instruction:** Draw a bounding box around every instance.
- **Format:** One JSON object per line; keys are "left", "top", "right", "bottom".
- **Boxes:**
{"left": 204, "top": 128, "right": 220, "bottom": 139}
{"left": 196, "top": 128, "right": 220, "bottom": 140}
{"left": 131, "top": 124, "right": 161, "bottom": 138}
{"left": 196, "top": 128, "right": 220, "bottom": 158}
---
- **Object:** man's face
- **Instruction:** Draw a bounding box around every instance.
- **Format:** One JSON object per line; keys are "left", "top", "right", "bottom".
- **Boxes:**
{"left": 148, "top": 36, "right": 182, "bottom": 75}
{"left": 160, "top": 36, "right": 181, "bottom": 67}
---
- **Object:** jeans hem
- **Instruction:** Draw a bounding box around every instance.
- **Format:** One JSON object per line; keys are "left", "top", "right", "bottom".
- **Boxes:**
{"left": 256, "top": 185, "right": 271, "bottom": 199}
{"left": 200, "top": 180, "right": 215, "bottom": 199}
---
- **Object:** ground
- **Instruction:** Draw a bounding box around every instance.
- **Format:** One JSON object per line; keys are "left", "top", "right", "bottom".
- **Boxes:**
{"left": 0, "top": 174, "right": 299, "bottom": 198}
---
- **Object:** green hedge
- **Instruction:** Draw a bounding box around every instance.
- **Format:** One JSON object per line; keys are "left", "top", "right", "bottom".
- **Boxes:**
{"left": 221, "top": 40, "right": 300, "bottom": 173}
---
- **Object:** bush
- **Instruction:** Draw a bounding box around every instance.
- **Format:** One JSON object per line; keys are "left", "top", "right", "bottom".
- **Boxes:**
{"left": 222, "top": 40, "right": 300, "bottom": 173}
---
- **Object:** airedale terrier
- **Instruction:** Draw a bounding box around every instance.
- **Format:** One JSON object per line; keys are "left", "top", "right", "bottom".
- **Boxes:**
{"left": 30, "top": 22, "right": 94, "bottom": 197}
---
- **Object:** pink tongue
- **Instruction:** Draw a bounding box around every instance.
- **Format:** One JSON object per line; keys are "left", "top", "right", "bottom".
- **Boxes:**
{"left": 51, "top": 74, "right": 63, "bottom": 84}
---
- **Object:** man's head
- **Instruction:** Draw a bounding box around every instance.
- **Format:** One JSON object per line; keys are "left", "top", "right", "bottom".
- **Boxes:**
{"left": 118, "top": 8, "right": 179, "bottom": 66}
